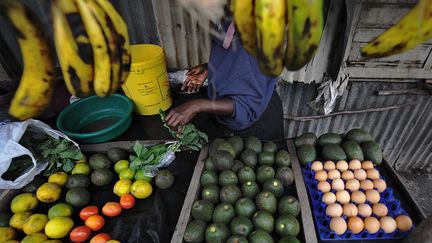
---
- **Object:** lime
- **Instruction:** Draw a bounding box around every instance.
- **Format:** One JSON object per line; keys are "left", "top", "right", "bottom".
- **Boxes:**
{"left": 48, "top": 203, "right": 73, "bottom": 219}
{"left": 113, "top": 179, "right": 132, "bottom": 197}
{"left": 114, "top": 160, "right": 130, "bottom": 174}
{"left": 130, "top": 180, "right": 152, "bottom": 199}
{"left": 134, "top": 170, "right": 153, "bottom": 182}
{"left": 71, "top": 163, "right": 91, "bottom": 175}
{"left": 119, "top": 168, "right": 135, "bottom": 180}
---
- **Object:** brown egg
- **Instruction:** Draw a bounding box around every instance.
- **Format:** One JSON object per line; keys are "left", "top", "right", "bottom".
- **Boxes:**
{"left": 326, "top": 203, "right": 343, "bottom": 217}
{"left": 358, "top": 203, "right": 372, "bottom": 217}
{"left": 343, "top": 203, "right": 358, "bottom": 217}
{"left": 318, "top": 181, "right": 331, "bottom": 193}
{"left": 328, "top": 169, "right": 341, "bottom": 180}
{"left": 311, "top": 161, "right": 323, "bottom": 171}
{"left": 330, "top": 217, "right": 347, "bottom": 235}
{"left": 380, "top": 216, "right": 397, "bottom": 233}
{"left": 322, "top": 192, "right": 337, "bottom": 205}
{"left": 332, "top": 178, "right": 345, "bottom": 191}
{"left": 315, "top": 170, "right": 328, "bottom": 182}
{"left": 362, "top": 161, "right": 374, "bottom": 170}
{"left": 324, "top": 161, "right": 336, "bottom": 170}
{"left": 348, "top": 159, "right": 362, "bottom": 170}
{"left": 373, "top": 179, "right": 387, "bottom": 193}
{"left": 336, "top": 190, "right": 350, "bottom": 204}
{"left": 351, "top": 191, "right": 366, "bottom": 204}
{"left": 364, "top": 217, "right": 380, "bottom": 234}
{"left": 348, "top": 216, "right": 364, "bottom": 234}
{"left": 372, "top": 203, "right": 388, "bottom": 217}
{"left": 354, "top": 169, "right": 367, "bottom": 181}
{"left": 365, "top": 190, "right": 381, "bottom": 204}
{"left": 345, "top": 179, "right": 360, "bottom": 191}
{"left": 395, "top": 215, "right": 413, "bottom": 232}
{"left": 367, "top": 168, "right": 380, "bottom": 180}
{"left": 341, "top": 170, "right": 355, "bottom": 181}
{"left": 336, "top": 160, "right": 349, "bottom": 172}
{"left": 360, "top": 179, "right": 374, "bottom": 191}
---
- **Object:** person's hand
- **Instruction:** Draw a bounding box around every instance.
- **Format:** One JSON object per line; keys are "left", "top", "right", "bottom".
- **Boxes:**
{"left": 165, "top": 101, "right": 199, "bottom": 129}
{"left": 182, "top": 63, "right": 208, "bottom": 93}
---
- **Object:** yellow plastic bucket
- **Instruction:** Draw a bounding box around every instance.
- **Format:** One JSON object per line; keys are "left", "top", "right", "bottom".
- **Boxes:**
{"left": 122, "top": 44, "right": 172, "bottom": 115}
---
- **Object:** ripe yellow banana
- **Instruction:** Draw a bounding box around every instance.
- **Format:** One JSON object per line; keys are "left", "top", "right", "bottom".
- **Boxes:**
{"left": 52, "top": 0, "right": 94, "bottom": 97}
{"left": 255, "top": 0, "right": 286, "bottom": 77}
{"left": 362, "top": 0, "right": 432, "bottom": 58}
{"left": 0, "top": 0, "right": 56, "bottom": 120}
{"left": 231, "top": 0, "right": 256, "bottom": 56}
{"left": 285, "top": 0, "right": 324, "bottom": 71}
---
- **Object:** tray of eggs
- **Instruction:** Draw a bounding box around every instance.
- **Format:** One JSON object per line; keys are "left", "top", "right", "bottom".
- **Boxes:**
{"left": 303, "top": 159, "right": 414, "bottom": 240}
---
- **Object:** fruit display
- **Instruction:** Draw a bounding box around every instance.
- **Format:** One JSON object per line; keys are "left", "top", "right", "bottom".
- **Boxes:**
{"left": 184, "top": 136, "right": 301, "bottom": 242}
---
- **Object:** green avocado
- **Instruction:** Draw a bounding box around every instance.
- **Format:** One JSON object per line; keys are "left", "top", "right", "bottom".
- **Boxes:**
{"left": 227, "top": 136, "right": 244, "bottom": 157}
{"left": 65, "top": 187, "right": 91, "bottom": 208}
{"left": 361, "top": 141, "right": 383, "bottom": 165}
{"left": 345, "top": 128, "right": 373, "bottom": 144}
{"left": 191, "top": 200, "right": 214, "bottom": 222}
{"left": 321, "top": 144, "right": 347, "bottom": 161}
{"left": 294, "top": 133, "right": 317, "bottom": 147}
{"left": 256, "top": 165, "right": 275, "bottom": 184}
{"left": 279, "top": 235, "right": 301, "bottom": 243}
{"left": 220, "top": 185, "right": 242, "bottom": 204}
{"left": 252, "top": 211, "right": 274, "bottom": 233}
{"left": 204, "top": 157, "right": 217, "bottom": 171}
{"left": 263, "top": 141, "right": 278, "bottom": 153}
{"left": 211, "top": 150, "right": 234, "bottom": 171}
{"left": 263, "top": 178, "right": 284, "bottom": 198}
{"left": 258, "top": 151, "right": 275, "bottom": 166}
{"left": 232, "top": 160, "right": 245, "bottom": 173}
{"left": 278, "top": 196, "right": 300, "bottom": 217}
{"left": 342, "top": 140, "right": 364, "bottom": 161}
{"left": 240, "top": 149, "right": 258, "bottom": 168}
{"left": 275, "top": 214, "right": 300, "bottom": 237}
{"left": 90, "top": 169, "right": 113, "bottom": 186}
{"left": 255, "top": 191, "right": 277, "bottom": 214}
{"left": 219, "top": 170, "right": 238, "bottom": 187}
{"left": 89, "top": 153, "right": 111, "bottom": 169}
{"left": 66, "top": 174, "right": 90, "bottom": 189}
{"left": 230, "top": 216, "right": 253, "bottom": 236}
{"left": 275, "top": 167, "right": 294, "bottom": 187}
{"left": 275, "top": 150, "right": 292, "bottom": 167}
{"left": 296, "top": 145, "right": 317, "bottom": 165}
{"left": 205, "top": 223, "right": 230, "bottom": 243}
{"left": 227, "top": 235, "right": 248, "bottom": 243}
{"left": 235, "top": 197, "right": 256, "bottom": 218}
{"left": 201, "top": 185, "right": 220, "bottom": 204}
{"left": 249, "top": 229, "right": 275, "bottom": 243}
{"left": 200, "top": 170, "right": 218, "bottom": 187}
{"left": 317, "top": 132, "right": 342, "bottom": 146}
{"left": 241, "top": 181, "right": 260, "bottom": 199}
{"left": 238, "top": 166, "right": 256, "bottom": 184}
{"left": 106, "top": 147, "right": 128, "bottom": 162}
{"left": 184, "top": 219, "right": 207, "bottom": 243}
{"left": 244, "top": 136, "right": 262, "bottom": 153}
{"left": 213, "top": 203, "right": 235, "bottom": 224}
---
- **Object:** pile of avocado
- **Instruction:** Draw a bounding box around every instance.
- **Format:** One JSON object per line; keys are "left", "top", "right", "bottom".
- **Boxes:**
{"left": 184, "top": 136, "right": 301, "bottom": 243}
{"left": 295, "top": 128, "right": 383, "bottom": 166}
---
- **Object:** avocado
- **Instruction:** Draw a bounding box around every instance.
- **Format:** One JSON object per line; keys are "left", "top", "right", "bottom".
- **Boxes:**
{"left": 342, "top": 140, "right": 364, "bottom": 161}
{"left": 204, "top": 157, "right": 217, "bottom": 171}
{"left": 220, "top": 185, "right": 242, "bottom": 204}
{"left": 184, "top": 219, "right": 207, "bottom": 243}
{"left": 241, "top": 181, "right": 260, "bottom": 199}
{"left": 65, "top": 187, "right": 91, "bottom": 208}
{"left": 219, "top": 170, "right": 238, "bottom": 187}
{"left": 211, "top": 150, "right": 234, "bottom": 171}
{"left": 205, "top": 223, "right": 230, "bottom": 243}
{"left": 238, "top": 166, "right": 256, "bottom": 184}
{"left": 227, "top": 136, "right": 244, "bottom": 157}
{"left": 200, "top": 170, "right": 218, "bottom": 187}
{"left": 216, "top": 141, "right": 236, "bottom": 158}
{"left": 230, "top": 216, "right": 253, "bottom": 236}
{"left": 209, "top": 138, "right": 226, "bottom": 157}
{"left": 192, "top": 200, "right": 214, "bottom": 222}
{"left": 296, "top": 145, "right": 317, "bottom": 165}
{"left": 258, "top": 151, "right": 275, "bottom": 166}
{"left": 278, "top": 196, "right": 300, "bottom": 217}
{"left": 22, "top": 176, "right": 45, "bottom": 193}
{"left": 106, "top": 147, "right": 128, "bottom": 162}
{"left": 275, "top": 150, "right": 292, "bottom": 167}
{"left": 279, "top": 235, "right": 301, "bottom": 243}
{"left": 232, "top": 160, "right": 245, "bottom": 172}
{"left": 275, "top": 167, "right": 294, "bottom": 187}
{"left": 240, "top": 149, "right": 258, "bottom": 168}
{"left": 275, "top": 214, "right": 300, "bottom": 237}
{"left": 90, "top": 169, "right": 113, "bottom": 186}
{"left": 263, "top": 141, "right": 278, "bottom": 153}
{"left": 252, "top": 211, "right": 274, "bottom": 233}
{"left": 89, "top": 153, "right": 111, "bottom": 169}
{"left": 155, "top": 170, "right": 175, "bottom": 189}
{"left": 227, "top": 235, "right": 248, "bottom": 243}
{"left": 249, "top": 229, "right": 274, "bottom": 243}
{"left": 321, "top": 144, "right": 347, "bottom": 161}
{"left": 361, "top": 141, "right": 383, "bottom": 165}
{"left": 202, "top": 185, "right": 220, "bottom": 204}
{"left": 244, "top": 136, "right": 262, "bottom": 153}
{"left": 345, "top": 128, "right": 373, "bottom": 144}
{"left": 255, "top": 191, "right": 277, "bottom": 214}
{"left": 0, "top": 212, "right": 12, "bottom": 227}
{"left": 213, "top": 203, "right": 235, "bottom": 224}
{"left": 294, "top": 133, "right": 317, "bottom": 147}
{"left": 317, "top": 132, "right": 342, "bottom": 146}
{"left": 235, "top": 198, "right": 256, "bottom": 218}
{"left": 256, "top": 165, "right": 275, "bottom": 184}
{"left": 66, "top": 174, "right": 90, "bottom": 189}
{"left": 263, "top": 178, "right": 284, "bottom": 198}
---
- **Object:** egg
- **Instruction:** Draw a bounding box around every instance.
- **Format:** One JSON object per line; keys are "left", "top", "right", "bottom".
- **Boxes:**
{"left": 358, "top": 203, "right": 372, "bottom": 217}
{"left": 351, "top": 191, "right": 366, "bottom": 204}
{"left": 322, "top": 192, "right": 337, "bottom": 205}
{"left": 341, "top": 170, "right": 355, "bottom": 180}
{"left": 330, "top": 217, "right": 347, "bottom": 235}
{"left": 372, "top": 203, "right": 388, "bottom": 217}
{"left": 336, "top": 190, "right": 350, "bottom": 204}
{"left": 347, "top": 216, "right": 364, "bottom": 234}
{"left": 332, "top": 178, "right": 345, "bottom": 191}
{"left": 354, "top": 169, "right": 367, "bottom": 180}
{"left": 328, "top": 169, "right": 341, "bottom": 180}
{"left": 365, "top": 190, "right": 380, "bottom": 204}
{"left": 380, "top": 216, "right": 397, "bottom": 233}
{"left": 336, "top": 160, "right": 349, "bottom": 172}
{"left": 348, "top": 159, "right": 361, "bottom": 170}
{"left": 360, "top": 179, "right": 374, "bottom": 191}
{"left": 345, "top": 179, "right": 360, "bottom": 191}
{"left": 315, "top": 170, "right": 328, "bottom": 182}
{"left": 362, "top": 160, "right": 374, "bottom": 170}
{"left": 343, "top": 203, "right": 358, "bottom": 217}
{"left": 326, "top": 203, "right": 343, "bottom": 217}
{"left": 367, "top": 168, "right": 380, "bottom": 180}
{"left": 311, "top": 161, "right": 323, "bottom": 171}
{"left": 324, "top": 161, "right": 336, "bottom": 170}
{"left": 318, "top": 181, "right": 331, "bottom": 193}
{"left": 395, "top": 215, "right": 413, "bottom": 232}
{"left": 364, "top": 217, "right": 380, "bottom": 234}
{"left": 373, "top": 179, "right": 387, "bottom": 193}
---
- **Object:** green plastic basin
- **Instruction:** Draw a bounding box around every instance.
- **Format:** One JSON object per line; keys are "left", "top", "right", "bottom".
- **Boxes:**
{"left": 57, "top": 94, "right": 133, "bottom": 144}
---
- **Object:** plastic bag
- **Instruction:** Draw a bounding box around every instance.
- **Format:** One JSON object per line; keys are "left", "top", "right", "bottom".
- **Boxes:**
{"left": 0, "top": 119, "right": 79, "bottom": 189}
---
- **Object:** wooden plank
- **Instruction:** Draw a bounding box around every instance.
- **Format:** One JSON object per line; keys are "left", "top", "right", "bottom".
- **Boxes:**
{"left": 287, "top": 140, "right": 318, "bottom": 243}
{"left": 80, "top": 140, "right": 176, "bottom": 153}
{"left": 171, "top": 146, "right": 208, "bottom": 243}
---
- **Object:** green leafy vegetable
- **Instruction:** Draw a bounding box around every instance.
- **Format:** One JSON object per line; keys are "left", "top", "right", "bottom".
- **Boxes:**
{"left": 129, "top": 141, "right": 180, "bottom": 174}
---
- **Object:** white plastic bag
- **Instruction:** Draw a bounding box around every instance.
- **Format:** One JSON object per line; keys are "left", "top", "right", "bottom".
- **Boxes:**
{"left": 0, "top": 119, "right": 79, "bottom": 189}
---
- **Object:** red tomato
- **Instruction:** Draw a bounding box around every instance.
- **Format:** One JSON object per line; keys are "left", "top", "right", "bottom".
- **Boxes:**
{"left": 85, "top": 215, "right": 105, "bottom": 231}
{"left": 90, "top": 233, "right": 112, "bottom": 243}
{"left": 120, "top": 194, "right": 136, "bottom": 209}
{"left": 102, "top": 202, "right": 122, "bottom": 217}
{"left": 80, "top": 206, "right": 99, "bottom": 221}
{"left": 70, "top": 225, "right": 92, "bottom": 243}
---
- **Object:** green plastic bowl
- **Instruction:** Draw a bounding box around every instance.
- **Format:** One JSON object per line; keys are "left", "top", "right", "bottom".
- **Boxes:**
{"left": 57, "top": 94, "right": 133, "bottom": 144}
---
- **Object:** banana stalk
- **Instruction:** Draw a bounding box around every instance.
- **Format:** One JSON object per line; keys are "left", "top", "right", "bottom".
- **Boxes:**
{"left": 231, "top": 0, "right": 256, "bottom": 56}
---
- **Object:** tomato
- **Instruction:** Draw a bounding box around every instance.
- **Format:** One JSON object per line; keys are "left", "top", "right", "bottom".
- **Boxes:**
{"left": 90, "top": 233, "right": 111, "bottom": 243}
{"left": 85, "top": 215, "right": 105, "bottom": 231}
{"left": 120, "top": 194, "right": 136, "bottom": 209}
{"left": 80, "top": 206, "right": 99, "bottom": 221}
{"left": 70, "top": 225, "right": 92, "bottom": 243}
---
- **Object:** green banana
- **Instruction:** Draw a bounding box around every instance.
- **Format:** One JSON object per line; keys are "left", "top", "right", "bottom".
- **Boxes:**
{"left": 231, "top": 0, "right": 256, "bottom": 56}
